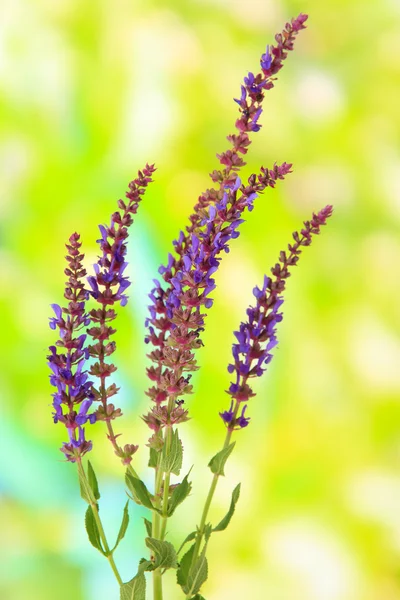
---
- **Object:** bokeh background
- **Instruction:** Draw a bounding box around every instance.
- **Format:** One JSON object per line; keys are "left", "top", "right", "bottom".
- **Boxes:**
{"left": 1, "top": 0, "right": 400, "bottom": 598}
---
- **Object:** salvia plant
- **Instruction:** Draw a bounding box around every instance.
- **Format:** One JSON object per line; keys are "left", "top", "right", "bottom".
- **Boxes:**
{"left": 47, "top": 13, "right": 333, "bottom": 600}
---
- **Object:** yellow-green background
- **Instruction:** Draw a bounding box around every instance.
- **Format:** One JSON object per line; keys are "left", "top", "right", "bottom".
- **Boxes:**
{"left": 1, "top": 0, "right": 400, "bottom": 598}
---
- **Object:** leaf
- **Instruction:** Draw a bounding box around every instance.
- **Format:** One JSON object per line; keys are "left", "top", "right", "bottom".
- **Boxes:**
{"left": 110, "top": 501, "right": 129, "bottom": 553}
{"left": 78, "top": 468, "right": 91, "bottom": 504}
{"left": 145, "top": 537, "right": 178, "bottom": 570}
{"left": 204, "top": 523, "right": 213, "bottom": 543}
{"left": 85, "top": 506, "right": 105, "bottom": 555}
{"left": 168, "top": 471, "right": 192, "bottom": 516}
{"left": 160, "top": 429, "right": 183, "bottom": 475}
{"left": 185, "top": 546, "right": 208, "bottom": 596}
{"left": 143, "top": 518, "right": 152, "bottom": 537}
{"left": 192, "top": 596, "right": 207, "bottom": 600}
{"left": 87, "top": 460, "right": 101, "bottom": 500}
{"left": 177, "top": 531, "right": 197, "bottom": 556}
{"left": 148, "top": 448, "right": 158, "bottom": 469}
{"left": 208, "top": 442, "right": 235, "bottom": 476}
{"left": 125, "top": 473, "right": 155, "bottom": 511}
{"left": 120, "top": 574, "right": 146, "bottom": 600}
{"left": 137, "top": 558, "right": 153, "bottom": 573}
{"left": 176, "top": 544, "right": 195, "bottom": 588}
{"left": 213, "top": 483, "right": 241, "bottom": 532}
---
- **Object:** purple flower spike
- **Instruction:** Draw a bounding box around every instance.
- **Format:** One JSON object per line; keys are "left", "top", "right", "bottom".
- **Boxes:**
{"left": 47, "top": 233, "right": 96, "bottom": 462}
{"left": 85, "top": 165, "right": 155, "bottom": 466}
{"left": 221, "top": 204, "right": 333, "bottom": 431}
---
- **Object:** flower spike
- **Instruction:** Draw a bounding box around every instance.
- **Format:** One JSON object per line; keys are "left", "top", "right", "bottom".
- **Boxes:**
{"left": 47, "top": 233, "right": 95, "bottom": 462}
{"left": 86, "top": 164, "right": 155, "bottom": 465}
{"left": 221, "top": 204, "right": 333, "bottom": 430}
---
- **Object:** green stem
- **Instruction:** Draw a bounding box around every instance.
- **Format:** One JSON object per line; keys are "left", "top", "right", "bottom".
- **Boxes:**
{"left": 152, "top": 396, "right": 175, "bottom": 598}
{"left": 187, "top": 402, "right": 239, "bottom": 584}
{"left": 77, "top": 460, "right": 123, "bottom": 586}
{"left": 152, "top": 456, "right": 164, "bottom": 600}
{"left": 160, "top": 423, "right": 173, "bottom": 540}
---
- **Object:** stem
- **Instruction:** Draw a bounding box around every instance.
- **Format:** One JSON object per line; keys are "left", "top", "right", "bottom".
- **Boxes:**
{"left": 77, "top": 460, "right": 123, "bottom": 586}
{"left": 160, "top": 421, "right": 173, "bottom": 540}
{"left": 104, "top": 418, "right": 140, "bottom": 478}
{"left": 187, "top": 402, "right": 239, "bottom": 581}
{"left": 152, "top": 396, "right": 175, "bottom": 598}
{"left": 152, "top": 453, "right": 164, "bottom": 600}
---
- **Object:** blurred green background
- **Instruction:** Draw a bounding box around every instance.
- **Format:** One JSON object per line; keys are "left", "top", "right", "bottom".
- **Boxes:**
{"left": 1, "top": 0, "right": 400, "bottom": 598}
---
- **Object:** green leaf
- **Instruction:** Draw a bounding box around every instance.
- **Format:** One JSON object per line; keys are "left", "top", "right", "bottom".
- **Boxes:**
{"left": 168, "top": 471, "right": 192, "bottom": 516}
{"left": 120, "top": 574, "right": 146, "bottom": 600}
{"left": 78, "top": 468, "right": 91, "bottom": 504}
{"left": 148, "top": 448, "right": 158, "bottom": 469}
{"left": 177, "top": 544, "right": 195, "bottom": 588}
{"left": 204, "top": 523, "right": 213, "bottom": 543}
{"left": 160, "top": 429, "right": 183, "bottom": 475}
{"left": 125, "top": 473, "right": 155, "bottom": 511}
{"left": 177, "top": 531, "right": 196, "bottom": 556}
{"left": 85, "top": 506, "right": 105, "bottom": 555}
{"left": 213, "top": 483, "right": 241, "bottom": 532}
{"left": 192, "top": 595, "right": 207, "bottom": 600}
{"left": 110, "top": 501, "right": 129, "bottom": 553}
{"left": 87, "top": 461, "right": 100, "bottom": 500}
{"left": 185, "top": 546, "right": 208, "bottom": 596}
{"left": 143, "top": 518, "right": 152, "bottom": 537}
{"left": 137, "top": 558, "right": 153, "bottom": 573}
{"left": 208, "top": 442, "right": 235, "bottom": 476}
{"left": 145, "top": 537, "right": 178, "bottom": 570}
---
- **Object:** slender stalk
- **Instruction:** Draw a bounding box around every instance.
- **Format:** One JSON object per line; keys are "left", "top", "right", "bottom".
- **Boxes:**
{"left": 160, "top": 424, "right": 174, "bottom": 538}
{"left": 152, "top": 395, "right": 175, "bottom": 597}
{"left": 187, "top": 402, "right": 239, "bottom": 584}
{"left": 76, "top": 460, "right": 123, "bottom": 586}
{"left": 152, "top": 451, "right": 164, "bottom": 600}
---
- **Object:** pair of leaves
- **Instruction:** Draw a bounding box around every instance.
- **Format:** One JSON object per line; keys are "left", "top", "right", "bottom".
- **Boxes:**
{"left": 82, "top": 462, "right": 130, "bottom": 556}
{"left": 176, "top": 482, "right": 240, "bottom": 557}
{"left": 79, "top": 460, "right": 100, "bottom": 504}
{"left": 85, "top": 501, "right": 130, "bottom": 557}
{"left": 126, "top": 469, "right": 192, "bottom": 518}
{"left": 176, "top": 482, "right": 241, "bottom": 598}
{"left": 177, "top": 544, "right": 208, "bottom": 597}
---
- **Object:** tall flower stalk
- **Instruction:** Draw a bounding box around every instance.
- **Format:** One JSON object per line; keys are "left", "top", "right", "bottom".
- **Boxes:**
{"left": 48, "top": 233, "right": 95, "bottom": 462}
{"left": 87, "top": 165, "right": 156, "bottom": 471}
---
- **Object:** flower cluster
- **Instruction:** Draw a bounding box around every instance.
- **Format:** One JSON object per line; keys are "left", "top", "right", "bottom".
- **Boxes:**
{"left": 48, "top": 233, "right": 95, "bottom": 462}
{"left": 143, "top": 164, "right": 293, "bottom": 434}
{"left": 221, "top": 204, "right": 333, "bottom": 430}
{"left": 87, "top": 164, "right": 156, "bottom": 465}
